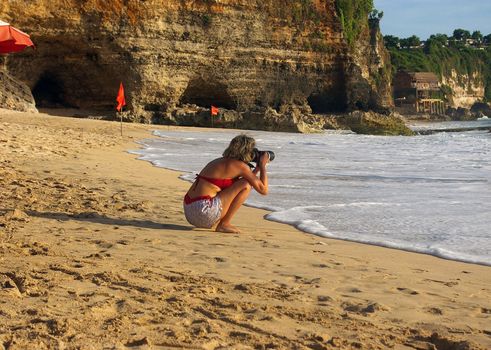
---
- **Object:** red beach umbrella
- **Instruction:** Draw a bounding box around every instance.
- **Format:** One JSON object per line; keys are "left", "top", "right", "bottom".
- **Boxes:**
{"left": 0, "top": 20, "right": 34, "bottom": 54}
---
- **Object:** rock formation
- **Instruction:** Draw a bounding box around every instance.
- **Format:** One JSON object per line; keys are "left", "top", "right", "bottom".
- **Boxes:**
{"left": 0, "top": 0, "right": 394, "bottom": 132}
{"left": 344, "top": 16, "right": 393, "bottom": 113}
{"left": 0, "top": 62, "right": 37, "bottom": 113}
{"left": 441, "top": 70, "right": 485, "bottom": 109}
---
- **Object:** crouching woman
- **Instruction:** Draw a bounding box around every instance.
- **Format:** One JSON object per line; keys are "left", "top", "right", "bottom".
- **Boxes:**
{"left": 183, "top": 134, "right": 269, "bottom": 233}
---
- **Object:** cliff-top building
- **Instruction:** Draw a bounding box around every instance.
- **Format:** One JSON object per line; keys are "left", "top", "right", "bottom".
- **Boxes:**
{"left": 393, "top": 71, "right": 445, "bottom": 115}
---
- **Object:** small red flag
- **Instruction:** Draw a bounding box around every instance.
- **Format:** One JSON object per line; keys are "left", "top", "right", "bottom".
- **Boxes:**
{"left": 211, "top": 105, "right": 219, "bottom": 116}
{"left": 116, "top": 82, "right": 126, "bottom": 112}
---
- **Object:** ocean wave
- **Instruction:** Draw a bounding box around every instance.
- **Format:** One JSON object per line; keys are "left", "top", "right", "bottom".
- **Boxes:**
{"left": 265, "top": 209, "right": 491, "bottom": 266}
{"left": 319, "top": 173, "right": 486, "bottom": 184}
{"left": 327, "top": 202, "right": 398, "bottom": 208}
{"left": 288, "top": 141, "right": 328, "bottom": 146}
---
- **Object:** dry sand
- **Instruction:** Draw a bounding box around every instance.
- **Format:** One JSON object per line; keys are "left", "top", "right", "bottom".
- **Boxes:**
{"left": 0, "top": 109, "right": 490, "bottom": 349}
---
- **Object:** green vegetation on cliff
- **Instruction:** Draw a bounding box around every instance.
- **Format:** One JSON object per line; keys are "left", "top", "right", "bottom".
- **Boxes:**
{"left": 335, "top": 0, "right": 373, "bottom": 46}
{"left": 263, "top": 0, "right": 324, "bottom": 25}
{"left": 290, "top": 0, "right": 323, "bottom": 24}
{"left": 388, "top": 45, "right": 491, "bottom": 102}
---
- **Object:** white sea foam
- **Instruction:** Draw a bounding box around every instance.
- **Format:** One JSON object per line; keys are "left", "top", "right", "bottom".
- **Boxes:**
{"left": 130, "top": 124, "right": 491, "bottom": 266}
{"left": 410, "top": 118, "right": 491, "bottom": 131}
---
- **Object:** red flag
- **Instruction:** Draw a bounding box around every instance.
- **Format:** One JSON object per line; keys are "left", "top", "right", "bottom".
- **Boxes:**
{"left": 116, "top": 82, "right": 126, "bottom": 112}
{"left": 211, "top": 105, "right": 219, "bottom": 116}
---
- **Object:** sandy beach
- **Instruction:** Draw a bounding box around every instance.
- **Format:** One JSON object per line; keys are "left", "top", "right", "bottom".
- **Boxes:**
{"left": 1, "top": 109, "right": 490, "bottom": 349}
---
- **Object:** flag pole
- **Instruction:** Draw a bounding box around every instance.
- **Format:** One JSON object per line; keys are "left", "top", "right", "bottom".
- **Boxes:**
{"left": 116, "top": 81, "right": 126, "bottom": 137}
{"left": 120, "top": 106, "right": 123, "bottom": 137}
{"left": 210, "top": 106, "right": 218, "bottom": 128}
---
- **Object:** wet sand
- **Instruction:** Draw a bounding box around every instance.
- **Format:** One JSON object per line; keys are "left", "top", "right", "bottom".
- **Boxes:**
{"left": 1, "top": 109, "right": 490, "bottom": 349}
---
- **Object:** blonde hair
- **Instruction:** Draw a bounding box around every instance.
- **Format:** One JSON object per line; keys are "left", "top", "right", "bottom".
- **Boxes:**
{"left": 222, "top": 134, "right": 256, "bottom": 162}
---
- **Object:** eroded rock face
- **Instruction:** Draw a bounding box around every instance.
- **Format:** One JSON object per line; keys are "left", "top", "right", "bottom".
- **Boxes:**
{"left": 345, "top": 21, "right": 393, "bottom": 113}
{"left": 0, "top": 69, "right": 37, "bottom": 113}
{"left": 158, "top": 103, "right": 328, "bottom": 133}
{"left": 157, "top": 103, "right": 412, "bottom": 135}
{"left": 0, "top": 0, "right": 391, "bottom": 128}
{"left": 441, "top": 70, "right": 485, "bottom": 109}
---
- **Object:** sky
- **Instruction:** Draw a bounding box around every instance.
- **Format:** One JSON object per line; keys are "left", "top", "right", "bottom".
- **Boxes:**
{"left": 374, "top": 0, "right": 491, "bottom": 40}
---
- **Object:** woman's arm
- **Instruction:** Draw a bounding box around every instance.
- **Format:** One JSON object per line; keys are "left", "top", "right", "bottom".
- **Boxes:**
{"left": 239, "top": 154, "right": 269, "bottom": 195}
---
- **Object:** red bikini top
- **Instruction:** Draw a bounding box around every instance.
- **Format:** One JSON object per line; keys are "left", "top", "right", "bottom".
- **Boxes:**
{"left": 196, "top": 174, "right": 236, "bottom": 190}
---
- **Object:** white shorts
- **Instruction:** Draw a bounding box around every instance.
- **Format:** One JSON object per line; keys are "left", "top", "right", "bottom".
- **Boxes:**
{"left": 183, "top": 196, "right": 222, "bottom": 229}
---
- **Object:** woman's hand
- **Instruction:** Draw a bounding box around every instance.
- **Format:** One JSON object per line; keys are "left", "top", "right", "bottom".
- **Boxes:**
{"left": 240, "top": 158, "right": 268, "bottom": 196}
{"left": 259, "top": 152, "right": 270, "bottom": 169}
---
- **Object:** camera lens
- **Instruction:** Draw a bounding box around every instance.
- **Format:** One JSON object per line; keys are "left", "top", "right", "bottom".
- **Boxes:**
{"left": 252, "top": 149, "right": 275, "bottom": 163}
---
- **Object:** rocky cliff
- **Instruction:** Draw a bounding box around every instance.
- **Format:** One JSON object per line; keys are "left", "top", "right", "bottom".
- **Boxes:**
{"left": 0, "top": 0, "right": 393, "bottom": 130}
{"left": 441, "top": 70, "right": 485, "bottom": 109}
{"left": 0, "top": 66, "right": 37, "bottom": 113}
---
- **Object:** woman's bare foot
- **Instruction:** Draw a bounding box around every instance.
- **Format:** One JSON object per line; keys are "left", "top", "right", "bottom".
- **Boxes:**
{"left": 216, "top": 223, "right": 241, "bottom": 233}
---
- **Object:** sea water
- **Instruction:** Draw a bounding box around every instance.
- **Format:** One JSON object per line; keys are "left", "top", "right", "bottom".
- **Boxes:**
{"left": 130, "top": 121, "right": 491, "bottom": 266}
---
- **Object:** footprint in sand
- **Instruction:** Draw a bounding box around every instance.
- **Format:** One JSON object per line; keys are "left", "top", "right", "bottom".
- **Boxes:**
{"left": 424, "top": 278, "right": 459, "bottom": 287}
{"left": 425, "top": 307, "right": 443, "bottom": 315}
{"left": 397, "top": 287, "right": 419, "bottom": 295}
{"left": 335, "top": 286, "right": 362, "bottom": 295}
{"left": 328, "top": 259, "right": 343, "bottom": 266}
{"left": 481, "top": 307, "right": 491, "bottom": 314}
{"left": 312, "top": 263, "right": 330, "bottom": 268}
{"left": 317, "top": 295, "right": 334, "bottom": 303}
{"left": 84, "top": 252, "right": 111, "bottom": 259}
{"left": 342, "top": 301, "right": 389, "bottom": 315}
{"left": 92, "top": 240, "right": 114, "bottom": 249}
{"left": 0, "top": 273, "right": 23, "bottom": 297}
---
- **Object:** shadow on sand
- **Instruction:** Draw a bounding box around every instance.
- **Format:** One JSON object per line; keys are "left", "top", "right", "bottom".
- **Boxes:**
{"left": 26, "top": 210, "right": 192, "bottom": 231}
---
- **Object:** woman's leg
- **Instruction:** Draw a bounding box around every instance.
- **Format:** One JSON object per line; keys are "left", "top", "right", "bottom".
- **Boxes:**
{"left": 216, "top": 179, "right": 251, "bottom": 233}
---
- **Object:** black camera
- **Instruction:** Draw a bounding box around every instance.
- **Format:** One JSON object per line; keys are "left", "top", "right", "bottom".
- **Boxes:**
{"left": 252, "top": 148, "right": 275, "bottom": 163}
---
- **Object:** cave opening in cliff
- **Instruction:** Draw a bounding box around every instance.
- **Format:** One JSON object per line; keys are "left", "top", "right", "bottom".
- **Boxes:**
{"left": 180, "top": 78, "right": 236, "bottom": 110}
{"left": 307, "top": 89, "right": 347, "bottom": 114}
{"left": 32, "top": 73, "right": 69, "bottom": 108}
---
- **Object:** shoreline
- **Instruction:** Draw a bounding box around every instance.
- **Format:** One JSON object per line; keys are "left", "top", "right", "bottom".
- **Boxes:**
{"left": 145, "top": 160, "right": 491, "bottom": 268}
{"left": 133, "top": 128, "right": 491, "bottom": 268}
{"left": 1, "top": 109, "right": 490, "bottom": 348}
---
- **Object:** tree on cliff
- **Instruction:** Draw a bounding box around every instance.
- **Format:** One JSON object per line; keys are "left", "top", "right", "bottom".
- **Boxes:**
{"left": 424, "top": 34, "right": 448, "bottom": 53}
{"left": 472, "top": 30, "right": 483, "bottom": 44}
{"left": 453, "top": 29, "right": 471, "bottom": 41}
{"left": 368, "top": 8, "right": 383, "bottom": 28}
{"left": 384, "top": 35, "right": 400, "bottom": 48}
{"left": 400, "top": 35, "right": 421, "bottom": 49}
{"left": 428, "top": 34, "right": 448, "bottom": 46}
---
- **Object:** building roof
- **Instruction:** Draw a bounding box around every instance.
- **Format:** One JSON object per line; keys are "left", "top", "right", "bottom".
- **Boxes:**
{"left": 403, "top": 72, "right": 439, "bottom": 84}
